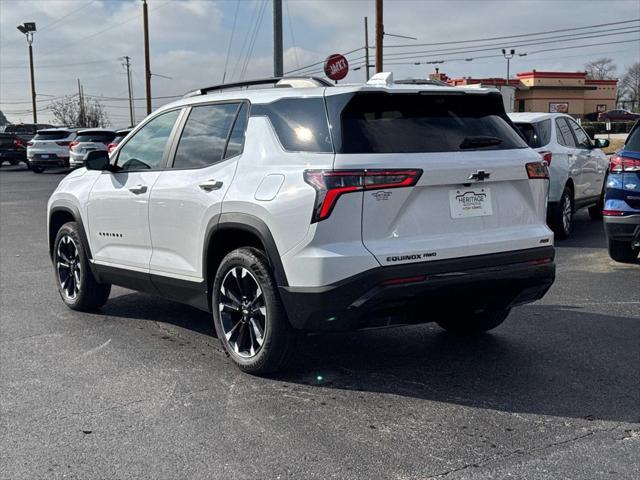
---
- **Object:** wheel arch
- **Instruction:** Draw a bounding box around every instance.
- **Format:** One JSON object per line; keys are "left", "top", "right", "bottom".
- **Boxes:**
{"left": 203, "top": 213, "right": 288, "bottom": 309}
{"left": 49, "top": 205, "right": 92, "bottom": 260}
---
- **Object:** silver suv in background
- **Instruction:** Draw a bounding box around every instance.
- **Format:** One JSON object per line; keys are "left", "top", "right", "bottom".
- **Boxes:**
{"left": 28, "top": 128, "right": 78, "bottom": 173}
{"left": 509, "top": 113, "right": 609, "bottom": 239}
{"left": 69, "top": 129, "right": 116, "bottom": 168}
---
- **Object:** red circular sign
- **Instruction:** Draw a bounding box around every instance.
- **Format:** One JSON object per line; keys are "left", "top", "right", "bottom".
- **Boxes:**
{"left": 324, "top": 54, "right": 349, "bottom": 81}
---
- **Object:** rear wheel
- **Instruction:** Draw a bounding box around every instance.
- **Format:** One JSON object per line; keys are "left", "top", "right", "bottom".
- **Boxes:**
{"left": 9, "top": 160, "right": 19, "bottom": 166}
{"left": 212, "top": 247, "right": 295, "bottom": 375}
{"left": 607, "top": 238, "right": 639, "bottom": 263}
{"left": 53, "top": 222, "right": 111, "bottom": 311}
{"left": 436, "top": 308, "right": 511, "bottom": 335}
{"left": 32, "top": 166, "right": 44, "bottom": 173}
{"left": 549, "top": 187, "right": 573, "bottom": 239}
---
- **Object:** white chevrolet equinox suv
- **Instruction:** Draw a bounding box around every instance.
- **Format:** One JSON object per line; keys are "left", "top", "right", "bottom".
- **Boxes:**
{"left": 47, "top": 73, "right": 555, "bottom": 374}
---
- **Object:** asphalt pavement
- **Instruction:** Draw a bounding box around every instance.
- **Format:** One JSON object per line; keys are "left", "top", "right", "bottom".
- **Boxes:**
{"left": 1, "top": 165, "right": 639, "bottom": 480}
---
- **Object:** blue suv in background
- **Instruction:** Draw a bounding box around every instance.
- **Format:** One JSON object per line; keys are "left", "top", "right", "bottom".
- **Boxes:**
{"left": 603, "top": 121, "right": 640, "bottom": 263}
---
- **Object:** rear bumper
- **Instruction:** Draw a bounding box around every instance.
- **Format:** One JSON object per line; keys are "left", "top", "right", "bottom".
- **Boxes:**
{"left": 29, "top": 155, "right": 69, "bottom": 168}
{"left": 604, "top": 214, "right": 640, "bottom": 243}
{"left": 279, "top": 246, "right": 556, "bottom": 331}
{"left": 0, "top": 151, "right": 27, "bottom": 162}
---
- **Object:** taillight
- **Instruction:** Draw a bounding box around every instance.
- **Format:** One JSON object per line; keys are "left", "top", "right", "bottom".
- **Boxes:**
{"left": 539, "top": 151, "right": 552, "bottom": 165}
{"left": 56, "top": 141, "right": 72, "bottom": 147}
{"left": 27, "top": 141, "right": 33, "bottom": 147}
{"left": 13, "top": 139, "right": 24, "bottom": 148}
{"left": 68, "top": 141, "right": 79, "bottom": 150}
{"left": 610, "top": 154, "right": 640, "bottom": 172}
{"left": 107, "top": 142, "right": 117, "bottom": 153}
{"left": 526, "top": 161, "right": 549, "bottom": 179}
{"left": 602, "top": 210, "right": 627, "bottom": 216}
{"left": 303, "top": 169, "right": 422, "bottom": 222}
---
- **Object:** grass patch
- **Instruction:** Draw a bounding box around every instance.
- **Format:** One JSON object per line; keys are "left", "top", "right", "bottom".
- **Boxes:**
{"left": 602, "top": 138, "right": 625, "bottom": 155}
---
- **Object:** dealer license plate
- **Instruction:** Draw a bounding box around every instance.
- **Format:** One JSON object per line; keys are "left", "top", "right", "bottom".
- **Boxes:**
{"left": 449, "top": 188, "right": 493, "bottom": 218}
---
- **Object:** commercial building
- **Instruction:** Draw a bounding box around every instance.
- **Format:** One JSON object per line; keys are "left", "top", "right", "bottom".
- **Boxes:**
{"left": 439, "top": 70, "right": 618, "bottom": 118}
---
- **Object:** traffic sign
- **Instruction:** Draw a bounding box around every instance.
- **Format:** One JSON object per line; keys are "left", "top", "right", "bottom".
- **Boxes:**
{"left": 324, "top": 54, "right": 349, "bottom": 81}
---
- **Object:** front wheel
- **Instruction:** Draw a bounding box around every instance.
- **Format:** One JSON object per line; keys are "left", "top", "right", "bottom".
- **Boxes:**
{"left": 608, "top": 238, "right": 639, "bottom": 263}
{"left": 436, "top": 308, "right": 511, "bottom": 336}
{"left": 53, "top": 222, "right": 111, "bottom": 311}
{"left": 212, "top": 247, "right": 295, "bottom": 375}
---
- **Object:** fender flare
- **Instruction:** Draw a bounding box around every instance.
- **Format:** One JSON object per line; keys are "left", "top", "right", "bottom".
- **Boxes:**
{"left": 202, "top": 212, "right": 289, "bottom": 289}
{"left": 49, "top": 204, "right": 93, "bottom": 260}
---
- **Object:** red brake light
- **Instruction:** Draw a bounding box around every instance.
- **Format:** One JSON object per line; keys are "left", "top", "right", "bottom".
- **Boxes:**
{"left": 27, "top": 141, "right": 33, "bottom": 147}
{"left": 602, "top": 210, "right": 627, "bottom": 216}
{"left": 303, "top": 169, "right": 422, "bottom": 222}
{"left": 539, "top": 151, "right": 552, "bottom": 165}
{"left": 610, "top": 154, "right": 640, "bottom": 172}
{"left": 56, "top": 141, "right": 72, "bottom": 147}
{"left": 526, "top": 161, "right": 549, "bottom": 179}
{"left": 13, "top": 139, "right": 24, "bottom": 148}
{"left": 68, "top": 141, "right": 79, "bottom": 150}
{"left": 107, "top": 142, "right": 117, "bottom": 153}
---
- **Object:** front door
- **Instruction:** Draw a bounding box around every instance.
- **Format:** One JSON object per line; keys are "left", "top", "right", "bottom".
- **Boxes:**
{"left": 87, "top": 109, "right": 182, "bottom": 270}
{"left": 148, "top": 102, "right": 248, "bottom": 280}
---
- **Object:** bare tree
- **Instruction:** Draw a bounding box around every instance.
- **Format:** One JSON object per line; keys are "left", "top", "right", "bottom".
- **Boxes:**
{"left": 50, "top": 95, "right": 109, "bottom": 127}
{"left": 584, "top": 58, "right": 617, "bottom": 80}
{"left": 619, "top": 62, "right": 640, "bottom": 112}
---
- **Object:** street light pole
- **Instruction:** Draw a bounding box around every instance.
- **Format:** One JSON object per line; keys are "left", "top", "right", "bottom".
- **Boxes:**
{"left": 364, "top": 17, "right": 370, "bottom": 81}
{"left": 273, "top": 0, "right": 283, "bottom": 77}
{"left": 502, "top": 48, "right": 515, "bottom": 81}
{"left": 375, "top": 0, "right": 383, "bottom": 73}
{"left": 142, "top": 0, "right": 152, "bottom": 115}
{"left": 17, "top": 23, "right": 37, "bottom": 123}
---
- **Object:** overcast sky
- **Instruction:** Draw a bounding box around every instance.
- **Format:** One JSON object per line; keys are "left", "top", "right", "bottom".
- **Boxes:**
{"left": 1, "top": 0, "right": 638, "bottom": 126}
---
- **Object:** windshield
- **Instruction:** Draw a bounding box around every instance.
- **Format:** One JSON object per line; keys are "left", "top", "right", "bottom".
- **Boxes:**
{"left": 326, "top": 92, "right": 527, "bottom": 154}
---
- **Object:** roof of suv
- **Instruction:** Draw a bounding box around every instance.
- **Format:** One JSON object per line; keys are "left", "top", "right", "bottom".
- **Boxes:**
{"left": 77, "top": 128, "right": 116, "bottom": 134}
{"left": 508, "top": 112, "right": 571, "bottom": 123}
{"left": 156, "top": 74, "right": 499, "bottom": 116}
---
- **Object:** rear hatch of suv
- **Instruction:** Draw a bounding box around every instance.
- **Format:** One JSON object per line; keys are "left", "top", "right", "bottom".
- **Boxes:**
{"left": 71, "top": 130, "right": 116, "bottom": 157}
{"left": 29, "top": 130, "right": 75, "bottom": 158}
{"left": 326, "top": 89, "right": 551, "bottom": 266}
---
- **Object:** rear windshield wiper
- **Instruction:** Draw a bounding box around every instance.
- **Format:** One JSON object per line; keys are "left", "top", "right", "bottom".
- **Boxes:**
{"left": 459, "top": 136, "right": 502, "bottom": 149}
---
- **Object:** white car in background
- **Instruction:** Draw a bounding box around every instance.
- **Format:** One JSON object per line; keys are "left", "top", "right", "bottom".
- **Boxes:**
{"left": 509, "top": 113, "right": 610, "bottom": 239}
{"left": 69, "top": 128, "right": 116, "bottom": 168}
{"left": 27, "top": 128, "right": 78, "bottom": 173}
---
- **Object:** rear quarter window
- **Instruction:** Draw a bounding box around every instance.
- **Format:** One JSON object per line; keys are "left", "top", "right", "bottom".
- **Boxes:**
{"left": 250, "top": 98, "right": 333, "bottom": 153}
{"left": 515, "top": 119, "right": 551, "bottom": 148}
{"left": 327, "top": 92, "right": 527, "bottom": 154}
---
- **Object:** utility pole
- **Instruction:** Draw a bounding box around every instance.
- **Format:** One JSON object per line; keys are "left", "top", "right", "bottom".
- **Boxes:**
{"left": 17, "top": 23, "right": 37, "bottom": 123}
{"left": 364, "top": 17, "right": 370, "bottom": 81}
{"left": 123, "top": 56, "right": 135, "bottom": 126}
{"left": 77, "top": 79, "right": 84, "bottom": 127}
{"left": 142, "top": 0, "right": 152, "bottom": 114}
{"left": 375, "top": 0, "right": 383, "bottom": 73}
{"left": 273, "top": 0, "right": 283, "bottom": 77}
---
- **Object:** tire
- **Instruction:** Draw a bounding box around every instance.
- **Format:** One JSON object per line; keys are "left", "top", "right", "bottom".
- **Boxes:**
{"left": 212, "top": 247, "right": 295, "bottom": 375}
{"left": 9, "top": 160, "right": 19, "bottom": 166}
{"left": 53, "top": 222, "right": 111, "bottom": 311}
{"left": 549, "top": 187, "right": 573, "bottom": 240}
{"left": 607, "top": 238, "right": 639, "bottom": 263}
{"left": 32, "top": 166, "right": 44, "bottom": 173}
{"left": 436, "top": 308, "right": 511, "bottom": 336}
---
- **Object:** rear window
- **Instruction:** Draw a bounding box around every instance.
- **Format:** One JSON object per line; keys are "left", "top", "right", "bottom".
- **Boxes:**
{"left": 327, "top": 92, "right": 527, "bottom": 154}
{"left": 75, "top": 132, "right": 116, "bottom": 143}
{"left": 33, "top": 131, "right": 73, "bottom": 140}
{"left": 5, "top": 125, "right": 36, "bottom": 135}
{"left": 251, "top": 98, "right": 333, "bottom": 152}
{"left": 625, "top": 123, "right": 640, "bottom": 151}
{"left": 514, "top": 119, "right": 552, "bottom": 148}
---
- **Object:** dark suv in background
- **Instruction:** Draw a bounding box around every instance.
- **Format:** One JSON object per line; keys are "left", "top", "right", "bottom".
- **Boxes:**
{"left": 0, "top": 124, "right": 53, "bottom": 168}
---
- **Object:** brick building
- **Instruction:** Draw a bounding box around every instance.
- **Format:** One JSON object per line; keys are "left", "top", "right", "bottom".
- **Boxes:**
{"left": 442, "top": 70, "right": 618, "bottom": 119}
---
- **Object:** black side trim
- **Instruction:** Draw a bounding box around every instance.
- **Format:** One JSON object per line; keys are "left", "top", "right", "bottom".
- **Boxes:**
{"left": 574, "top": 195, "right": 600, "bottom": 210}
{"left": 202, "top": 212, "right": 288, "bottom": 288}
{"left": 151, "top": 274, "right": 209, "bottom": 312}
{"left": 93, "top": 263, "right": 158, "bottom": 296}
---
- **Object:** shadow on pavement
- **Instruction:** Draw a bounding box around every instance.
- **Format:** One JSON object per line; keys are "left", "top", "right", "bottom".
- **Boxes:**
{"left": 98, "top": 292, "right": 640, "bottom": 423}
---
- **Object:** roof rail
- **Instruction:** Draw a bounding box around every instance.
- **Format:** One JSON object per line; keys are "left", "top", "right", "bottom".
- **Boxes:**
{"left": 183, "top": 76, "right": 333, "bottom": 98}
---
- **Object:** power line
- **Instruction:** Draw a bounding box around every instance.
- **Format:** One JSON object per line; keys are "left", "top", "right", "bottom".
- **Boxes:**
{"left": 284, "top": 47, "right": 365, "bottom": 75}
{"left": 284, "top": 0, "right": 300, "bottom": 69}
{"left": 240, "top": 0, "right": 269, "bottom": 80}
{"left": 384, "top": 18, "right": 639, "bottom": 49}
{"left": 222, "top": 0, "right": 241, "bottom": 83}
{"left": 230, "top": 0, "right": 261, "bottom": 81}
{"left": 2, "top": 59, "right": 121, "bottom": 70}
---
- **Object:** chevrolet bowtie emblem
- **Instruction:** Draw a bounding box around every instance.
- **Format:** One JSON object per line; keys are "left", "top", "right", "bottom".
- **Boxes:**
{"left": 468, "top": 170, "right": 491, "bottom": 181}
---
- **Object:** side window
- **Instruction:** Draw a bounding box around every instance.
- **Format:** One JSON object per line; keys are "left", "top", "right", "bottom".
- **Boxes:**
{"left": 555, "top": 118, "right": 576, "bottom": 148}
{"left": 116, "top": 110, "right": 180, "bottom": 171}
{"left": 172, "top": 103, "right": 239, "bottom": 169}
{"left": 566, "top": 118, "right": 592, "bottom": 149}
{"left": 250, "top": 98, "right": 333, "bottom": 153}
{"left": 224, "top": 103, "right": 249, "bottom": 159}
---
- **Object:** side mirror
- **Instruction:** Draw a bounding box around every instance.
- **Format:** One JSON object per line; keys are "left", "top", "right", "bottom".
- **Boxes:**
{"left": 594, "top": 138, "right": 610, "bottom": 149}
{"left": 85, "top": 150, "right": 111, "bottom": 171}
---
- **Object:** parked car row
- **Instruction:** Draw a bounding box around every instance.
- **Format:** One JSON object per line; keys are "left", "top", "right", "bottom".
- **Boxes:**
{"left": 0, "top": 125, "right": 133, "bottom": 172}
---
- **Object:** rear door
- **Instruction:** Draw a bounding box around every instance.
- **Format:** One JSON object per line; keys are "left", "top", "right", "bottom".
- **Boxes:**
{"left": 327, "top": 90, "right": 551, "bottom": 266}
{"left": 148, "top": 102, "right": 247, "bottom": 281}
{"left": 555, "top": 117, "right": 587, "bottom": 199}
{"left": 87, "top": 109, "right": 182, "bottom": 270}
{"left": 565, "top": 117, "right": 604, "bottom": 199}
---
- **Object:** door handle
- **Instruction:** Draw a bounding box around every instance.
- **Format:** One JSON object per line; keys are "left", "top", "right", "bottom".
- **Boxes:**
{"left": 128, "top": 184, "right": 148, "bottom": 194}
{"left": 199, "top": 179, "right": 223, "bottom": 192}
